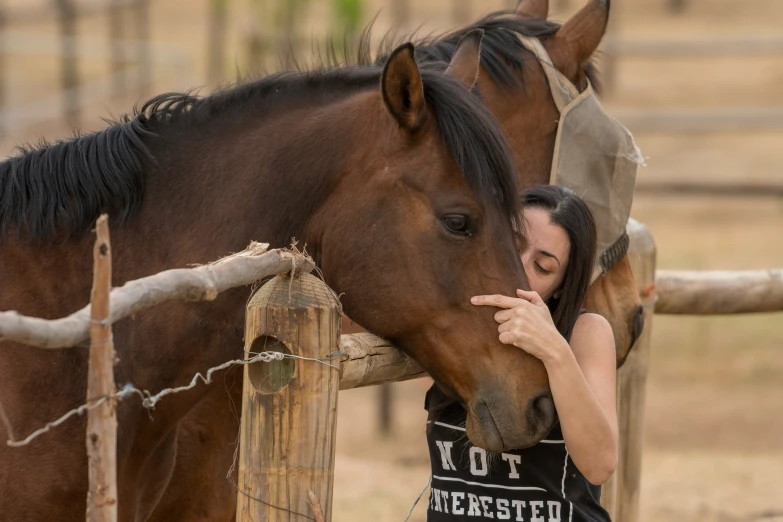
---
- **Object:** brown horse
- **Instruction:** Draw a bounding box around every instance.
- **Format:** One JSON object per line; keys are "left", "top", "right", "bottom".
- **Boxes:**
{"left": 378, "top": 0, "right": 645, "bottom": 365}
{"left": 0, "top": 37, "right": 553, "bottom": 520}
{"left": 158, "top": 5, "right": 644, "bottom": 520}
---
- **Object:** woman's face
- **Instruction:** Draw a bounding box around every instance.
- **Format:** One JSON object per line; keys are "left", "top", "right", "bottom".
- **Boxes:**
{"left": 520, "top": 208, "right": 571, "bottom": 302}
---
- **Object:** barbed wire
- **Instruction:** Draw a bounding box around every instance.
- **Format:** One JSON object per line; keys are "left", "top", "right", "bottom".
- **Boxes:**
{"left": 4, "top": 350, "right": 343, "bottom": 448}
{"left": 403, "top": 475, "right": 432, "bottom": 522}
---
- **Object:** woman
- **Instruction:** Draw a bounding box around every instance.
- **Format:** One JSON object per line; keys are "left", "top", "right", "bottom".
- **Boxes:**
{"left": 425, "top": 185, "right": 617, "bottom": 522}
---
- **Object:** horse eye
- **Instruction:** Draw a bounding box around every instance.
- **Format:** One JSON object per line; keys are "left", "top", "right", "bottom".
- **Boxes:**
{"left": 442, "top": 214, "right": 471, "bottom": 236}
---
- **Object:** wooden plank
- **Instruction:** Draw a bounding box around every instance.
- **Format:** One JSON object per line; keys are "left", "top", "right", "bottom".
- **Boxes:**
{"left": 613, "top": 106, "right": 783, "bottom": 133}
{"left": 338, "top": 333, "right": 425, "bottom": 390}
{"left": 237, "top": 273, "right": 341, "bottom": 522}
{"left": 601, "top": 219, "right": 657, "bottom": 522}
{"left": 602, "top": 35, "right": 783, "bottom": 58}
{"left": 133, "top": 0, "right": 151, "bottom": 97}
{"left": 635, "top": 182, "right": 783, "bottom": 199}
{"left": 655, "top": 269, "right": 783, "bottom": 314}
{"left": 392, "top": 0, "right": 410, "bottom": 27}
{"left": 0, "top": 0, "right": 5, "bottom": 137}
{"left": 85, "top": 215, "right": 118, "bottom": 522}
{"left": 378, "top": 383, "right": 393, "bottom": 436}
{"left": 207, "top": 0, "right": 228, "bottom": 86}
{"left": 4, "top": 0, "right": 139, "bottom": 24}
{"left": 452, "top": 0, "right": 470, "bottom": 24}
{"left": 0, "top": 244, "right": 314, "bottom": 349}
{"left": 108, "top": 0, "right": 125, "bottom": 95}
{"left": 56, "top": 0, "right": 79, "bottom": 128}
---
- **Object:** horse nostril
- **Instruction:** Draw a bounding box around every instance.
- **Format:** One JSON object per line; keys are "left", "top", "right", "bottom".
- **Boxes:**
{"left": 631, "top": 305, "right": 645, "bottom": 346}
{"left": 527, "top": 390, "right": 556, "bottom": 439}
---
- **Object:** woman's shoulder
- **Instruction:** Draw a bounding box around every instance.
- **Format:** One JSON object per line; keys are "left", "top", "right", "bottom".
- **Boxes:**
{"left": 574, "top": 312, "right": 611, "bottom": 332}
{"left": 570, "top": 312, "right": 615, "bottom": 360}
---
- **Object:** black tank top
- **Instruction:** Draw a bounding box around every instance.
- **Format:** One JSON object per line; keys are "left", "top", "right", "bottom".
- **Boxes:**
{"left": 424, "top": 384, "right": 611, "bottom": 522}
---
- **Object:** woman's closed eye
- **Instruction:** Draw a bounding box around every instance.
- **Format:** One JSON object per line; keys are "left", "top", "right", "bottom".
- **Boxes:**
{"left": 534, "top": 262, "right": 553, "bottom": 276}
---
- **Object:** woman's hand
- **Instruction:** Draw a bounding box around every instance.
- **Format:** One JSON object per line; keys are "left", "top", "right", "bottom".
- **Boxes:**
{"left": 471, "top": 289, "right": 570, "bottom": 365}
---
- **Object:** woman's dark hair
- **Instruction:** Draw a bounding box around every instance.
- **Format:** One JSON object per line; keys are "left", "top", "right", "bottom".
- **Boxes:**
{"left": 522, "top": 185, "right": 597, "bottom": 342}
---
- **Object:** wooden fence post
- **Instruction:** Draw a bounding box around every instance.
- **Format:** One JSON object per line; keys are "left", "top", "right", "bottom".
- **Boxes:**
{"left": 237, "top": 272, "right": 341, "bottom": 522}
{"left": 108, "top": 0, "right": 124, "bottom": 96}
{"left": 133, "top": 0, "right": 151, "bottom": 97}
{"left": 0, "top": 1, "right": 6, "bottom": 137}
{"left": 55, "top": 0, "right": 79, "bottom": 129}
{"left": 86, "top": 215, "right": 118, "bottom": 522}
{"left": 451, "top": 0, "right": 470, "bottom": 24}
{"left": 601, "top": 219, "right": 656, "bottom": 521}
{"left": 207, "top": 0, "right": 228, "bottom": 86}
{"left": 391, "top": 0, "right": 410, "bottom": 28}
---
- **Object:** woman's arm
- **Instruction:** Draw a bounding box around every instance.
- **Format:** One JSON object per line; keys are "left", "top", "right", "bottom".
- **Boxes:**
{"left": 471, "top": 292, "right": 618, "bottom": 485}
{"left": 544, "top": 312, "right": 618, "bottom": 485}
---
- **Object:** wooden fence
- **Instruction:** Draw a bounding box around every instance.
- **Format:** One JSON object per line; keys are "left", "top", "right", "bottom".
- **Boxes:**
{"left": 233, "top": 218, "right": 783, "bottom": 522}
{"left": 2, "top": 217, "right": 782, "bottom": 522}
{"left": 234, "top": 220, "right": 657, "bottom": 522}
{"left": 0, "top": 0, "right": 153, "bottom": 133}
{"left": 600, "top": 28, "right": 783, "bottom": 134}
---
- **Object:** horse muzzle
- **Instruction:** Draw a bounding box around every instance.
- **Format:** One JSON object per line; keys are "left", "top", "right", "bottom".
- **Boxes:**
{"left": 465, "top": 389, "right": 556, "bottom": 452}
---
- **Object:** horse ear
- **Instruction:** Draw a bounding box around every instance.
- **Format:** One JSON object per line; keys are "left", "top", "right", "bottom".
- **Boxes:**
{"left": 548, "top": 0, "right": 609, "bottom": 80}
{"left": 444, "top": 29, "right": 484, "bottom": 90}
{"left": 381, "top": 43, "right": 426, "bottom": 131}
{"left": 515, "top": 0, "right": 549, "bottom": 19}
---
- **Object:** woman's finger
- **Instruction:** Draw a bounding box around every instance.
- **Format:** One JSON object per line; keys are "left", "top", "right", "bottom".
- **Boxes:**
{"left": 498, "top": 321, "right": 515, "bottom": 334}
{"left": 493, "top": 309, "right": 511, "bottom": 323}
{"left": 516, "top": 289, "right": 546, "bottom": 307}
{"left": 471, "top": 294, "right": 522, "bottom": 309}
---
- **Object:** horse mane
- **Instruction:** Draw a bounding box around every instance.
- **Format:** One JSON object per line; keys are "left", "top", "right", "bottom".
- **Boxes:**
{"left": 1, "top": 61, "right": 521, "bottom": 241}
{"left": 367, "top": 9, "right": 601, "bottom": 93}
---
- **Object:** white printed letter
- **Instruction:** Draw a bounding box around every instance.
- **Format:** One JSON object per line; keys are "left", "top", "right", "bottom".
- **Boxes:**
{"left": 479, "top": 496, "right": 495, "bottom": 518}
{"left": 547, "top": 501, "right": 562, "bottom": 522}
{"left": 435, "top": 440, "right": 457, "bottom": 470}
{"left": 452, "top": 492, "right": 465, "bottom": 515}
{"left": 530, "top": 500, "right": 544, "bottom": 522}
{"left": 467, "top": 493, "right": 482, "bottom": 516}
{"left": 501, "top": 453, "right": 522, "bottom": 479}
{"left": 496, "top": 499, "right": 511, "bottom": 520}
{"left": 511, "top": 500, "right": 527, "bottom": 521}
{"left": 440, "top": 490, "right": 450, "bottom": 514}
{"left": 432, "top": 488, "right": 442, "bottom": 512}
{"left": 469, "top": 447, "right": 488, "bottom": 476}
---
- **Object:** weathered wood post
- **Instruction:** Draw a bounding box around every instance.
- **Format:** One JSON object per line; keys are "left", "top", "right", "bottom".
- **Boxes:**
{"left": 600, "top": 219, "right": 656, "bottom": 521}
{"left": 55, "top": 0, "right": 79, "bottom": 128}
{"left": 237, "top": 272, "right": 342, "bottom": 522}
{"left": 86, "top": 215, "right": 118, "bottom": 522}
{"left": 133, "top": 0, "right": 151, "bottom": 98}
{"left": 108, "top": 0, "right": 125, "bottom": 96}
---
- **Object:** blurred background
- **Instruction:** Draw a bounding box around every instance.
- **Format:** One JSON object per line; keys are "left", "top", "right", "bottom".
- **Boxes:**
{"left": 1, "top": 1, "right": 781, "bottom": 521}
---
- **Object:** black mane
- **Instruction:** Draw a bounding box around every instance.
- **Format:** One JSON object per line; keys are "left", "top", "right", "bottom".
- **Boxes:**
{"left": 1, "top": 61, "right": 520, "bottom": 241}
{"left": 371, "top": 10, "right": 600, "bottom": 92}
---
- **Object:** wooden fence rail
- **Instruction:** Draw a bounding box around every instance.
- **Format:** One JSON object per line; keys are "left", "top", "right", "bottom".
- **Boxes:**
{"left": 612, "top": 106, "right": 783, "bottom": 133}
{"left": 602, "top": 35, "right": 783, "bottom": 59}
{"left": 4, "top": 218, "right": 783, "bottom": 522}
{"left": 237, "top": 220, "right": 658, "bottom": 522}
{"left": 655, "top": 269, "right": 783, "bottom": 314}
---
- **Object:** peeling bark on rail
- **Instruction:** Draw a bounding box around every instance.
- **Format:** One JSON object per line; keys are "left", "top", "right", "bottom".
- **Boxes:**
{"left": 339, "top": 333, "right": 427, "bottom": 390}
{"left": 0, "top": 243, "right": 314, "bottom": 349}
{"left": 655, "top": 269, "right": 783, "bottom": 314}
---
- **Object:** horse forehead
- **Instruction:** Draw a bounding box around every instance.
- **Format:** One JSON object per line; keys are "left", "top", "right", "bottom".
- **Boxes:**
{"left": 479, "top": 54, "right": 555, "bottom": 107}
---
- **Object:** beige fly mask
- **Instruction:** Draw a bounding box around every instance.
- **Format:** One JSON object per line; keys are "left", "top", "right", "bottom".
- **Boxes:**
{"left": 517, "top": 36, "right": 644, "bottom": 283}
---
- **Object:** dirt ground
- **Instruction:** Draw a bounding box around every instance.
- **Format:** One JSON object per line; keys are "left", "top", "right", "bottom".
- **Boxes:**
{"left": 2, "top": 0, "right": 782, "bottom": 521}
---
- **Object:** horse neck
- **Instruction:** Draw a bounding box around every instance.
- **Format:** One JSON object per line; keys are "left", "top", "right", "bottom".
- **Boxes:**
{"left": 133, "top": 84, "right": 375, "bottom": 265}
